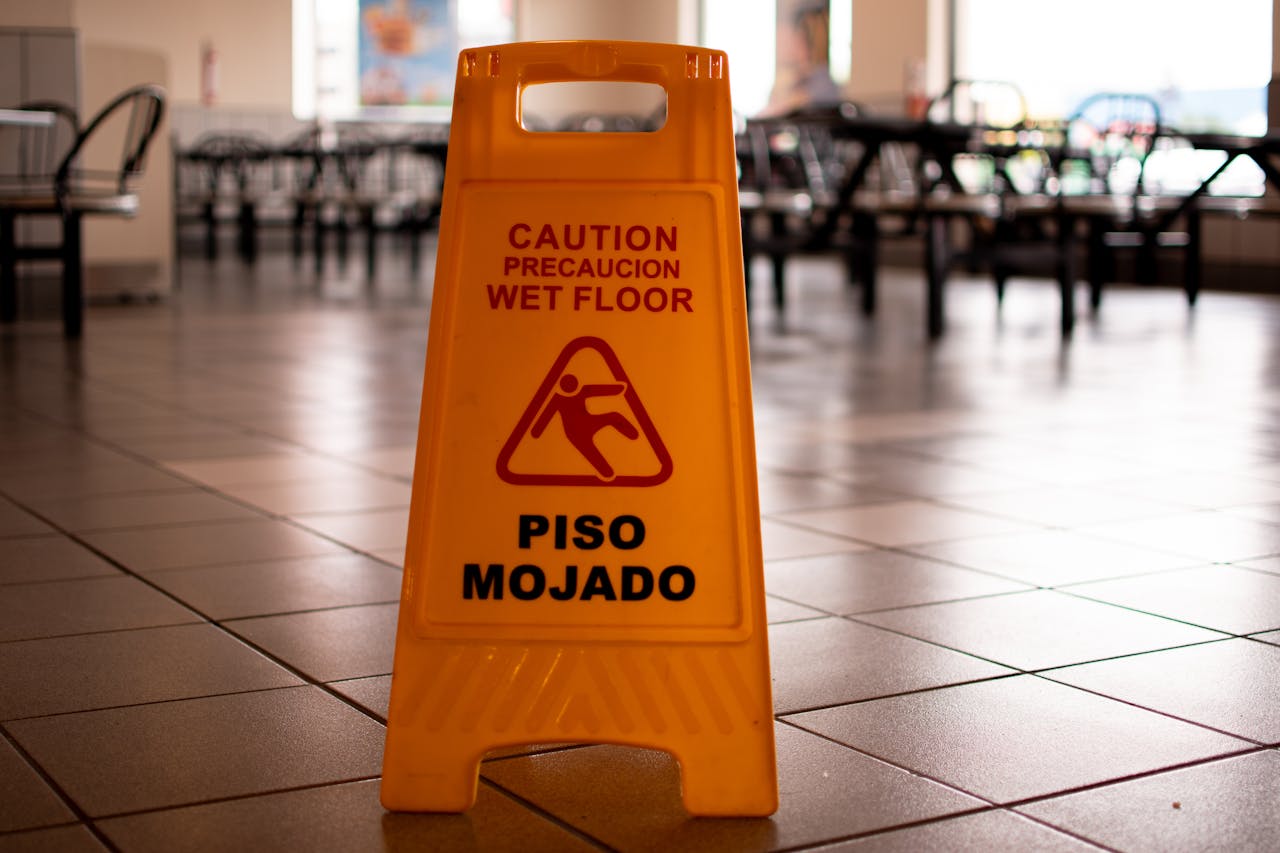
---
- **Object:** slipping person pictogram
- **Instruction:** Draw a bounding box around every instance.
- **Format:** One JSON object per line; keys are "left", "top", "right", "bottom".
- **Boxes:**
{"left": 531, "top": 373, "right": 639, "bottom": 479}
{"left": 496, "top": 336, "right": 673, "bottom": 487}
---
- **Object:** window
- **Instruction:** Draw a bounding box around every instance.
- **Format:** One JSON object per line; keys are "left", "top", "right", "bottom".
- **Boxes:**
{"left": 701, "top": 0, "right": 777, "bottom": 117}
{"left": 954, "top": 0, "right": 1272, "bottom": 134}
{"left": 292, "top": 0, "right": 515, "bottom": 121}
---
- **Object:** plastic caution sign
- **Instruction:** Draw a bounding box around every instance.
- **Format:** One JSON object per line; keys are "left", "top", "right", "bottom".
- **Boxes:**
{"left": 381, "top": 41, "right": 777, "bottom": 817}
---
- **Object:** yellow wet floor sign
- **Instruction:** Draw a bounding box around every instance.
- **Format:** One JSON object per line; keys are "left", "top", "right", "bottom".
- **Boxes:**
{"left": 381, "top": 41, "right": 777, "bottom": 817}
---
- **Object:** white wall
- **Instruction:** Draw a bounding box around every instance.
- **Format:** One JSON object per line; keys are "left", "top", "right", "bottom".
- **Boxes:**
{"left": 72, "top": 0, "right": 292, "bottom": 109}
{"left": 0, "top": 0, "right": 73, "bottom": 27}
{"left": 847, "top": 0, "right": 927, "bottom": 111}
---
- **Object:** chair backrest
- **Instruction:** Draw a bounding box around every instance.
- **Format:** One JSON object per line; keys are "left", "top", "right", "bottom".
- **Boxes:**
{"left": 927, "top": 79, "right": 1027, "bottom": 129}
{"left": 56, "top": 84, "right": 166, "bottom": 195}
{"left": 1, "top": 101, "right": 78, "bottom": 184}
{"left": 1064, "top": 92, "right": 1161, "bottom": 194}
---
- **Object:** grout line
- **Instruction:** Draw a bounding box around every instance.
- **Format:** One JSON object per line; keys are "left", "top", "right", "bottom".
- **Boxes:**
{"left": 0, "top": 500, "right": 394, "bottom": 731}
{"left": 86, "top": 775, "right": 381, "bottom": 824}
{"left": 0, "top": 725, "right": 123, "bottom": 852}
{"left": 475, "top": 777, "right": 615, "bottom": 851}
{"left": 1028, "top": 672, "right": 1269, "bottom": 747}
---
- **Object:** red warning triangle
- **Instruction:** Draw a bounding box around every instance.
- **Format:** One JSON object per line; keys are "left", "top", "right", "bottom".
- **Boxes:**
{"left": 497, "top": 336, "right": 673, "bottom": 487}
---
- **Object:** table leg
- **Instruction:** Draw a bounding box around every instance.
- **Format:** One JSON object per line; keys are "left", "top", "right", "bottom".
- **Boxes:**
{"left": 62, "top": 210, "right": 83, "bottom": 339}
{"left": 925, "top": 213, "right": 948, "bottom": 339}
{"left": 1, "top": 210, "right": 16, "bottom": 323}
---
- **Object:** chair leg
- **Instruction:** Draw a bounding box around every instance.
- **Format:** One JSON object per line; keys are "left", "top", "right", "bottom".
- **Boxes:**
{"left": 313, "top": 204, "right": 326, "bottom": 275}
{"left": 364, "top": 207, "right": 377, "bottom": 281}
{"left": 853, "top": 212, "right": 877, "bottom": 316}
{"left": 292, "top": 202, "right": 306, "bottom": 266}
{"left": 62, "top": 211, "right": 84, "bottom": 339}
{"left": 1185, "top": 209, "right": 1201, "bottom": 306}
{"left": 202, "top": 201, "right": 217, "bottom": 260}
{"left": 925, "top": 214, "right": 948, "bottom": 339}
{"left": 1057, "top": 213, "right": 1076, "bottom": 337}
{"left": 409, "top": 216, "right": 424, "bottom": 279}
{"left": 1, "top": 210, "right": 16, "bottom": 323}
{"left": 770, "top": 253, "right": 786, "bottom": 313}
{"left": 238, "top": 200, "right": 257, "bottom": 264}
{"left": 1087, "top": 218, "right": 1106, "bottom": 312}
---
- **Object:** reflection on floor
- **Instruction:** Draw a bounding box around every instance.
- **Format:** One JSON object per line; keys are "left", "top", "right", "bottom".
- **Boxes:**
{"left": 2, "top": 247, "right": 1279, "bottom": 851}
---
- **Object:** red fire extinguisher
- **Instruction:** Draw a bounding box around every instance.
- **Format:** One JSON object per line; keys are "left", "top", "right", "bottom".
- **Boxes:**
{"left": 201, "top": 40, "right": 219, "bottom": 107}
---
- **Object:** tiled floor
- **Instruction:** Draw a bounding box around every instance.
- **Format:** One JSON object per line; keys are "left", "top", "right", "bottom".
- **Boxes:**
{"left": 3, "top": 244, "right": 1280, "bottom": 852}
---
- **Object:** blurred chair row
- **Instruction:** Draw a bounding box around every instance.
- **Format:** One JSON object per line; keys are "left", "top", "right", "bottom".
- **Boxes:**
{"left": 738, "top": 81, "right": 1280, "bottom": 337}
{"left": 0, "top": 85, "right": 165, "bottom": 337}
{"left": 173, "top": 123, "right": 448, "bottom": 279}
{"left": 172, "top": 106, "right": 666, "bottom": 279}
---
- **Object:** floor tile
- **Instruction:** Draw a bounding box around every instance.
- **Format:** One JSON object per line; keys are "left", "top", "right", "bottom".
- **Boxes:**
{"left": 0, "top": 824, "right": 108, "bottom": 852}
{"left": 1018, "top": 750, "right": 1280, "bottom": 852}
{"left": 0, "top": 464, "right": 194, "bottom": 503}
{"left": 833, "top": 459, "right": 1037, "bottom": 500}
{"left": 768, "top": 617, "right": 1013, "bottom": 713}
{"left": 226, "top": 603, "right": 398, "bottom": 682}
{"left": 1222, "top": 501, "right": 1280, "bottom": 525}
{"left": 0, "top": 501, "right": 54, "bottom": 537}
{"left": 129, "top": 435, "right": 300, "bottom": 461}
{"left": 1067, "top": 565, "right": 1280, "bottom": 635}
{"left": 0, "top": 446, "right": 144, "bottom": 479}
{"left": 1041, "top": 639, "right": 1280, "bottom": 743}
{"left": 759, "top": 518, "right": 873, "bottom": 561}
{"left": 0, "top": 736, "right": 74, "bottom": 832}
{"left": 370, "top": 548, "right": 405, "bottom": 567}
{"left": 292, "top": 509, "right": 410, "bottom": 553}
{"left": 906, "top": 529, "right": 1197, "bottom": 586}
{"left": 81, "top": 519, "right": 347, "bottom": 573}
{"left": 7, "top": 687, "right": 385, "bottom": 817}
{"left": 774, "top": 501, "right": 1028, "bottom": 548}
{"left": 822, "top": 809, "right": 1101, "bottom": 851}
{"left": 756, "top": 471, "right": 903, "bottom": 514}
{"left": 29, "top": 490, "right": 259, "bottom": 533}
{"left": 856, "top": 590, "right": 1225, "bottom": 671}
{"left": 341, "top": 445, "right": 416, "bottom": 478}
{"left": 328, "top": 675, "right": 392, "bottom": 720}
{"left": 0, "top": 538, "right": 120, "bottom": 586}
{"left": 764, "top": 594, "right": 826, "bottom": 623}
{"left": 217, "top": 475, "right": 411, "bottom": 516}
{"left": 785, "top": 675, "right": 1250, "bottom": 803}
{"left": 0, "top": 624, "right": 300, "bottom": 720}
{"left": 482, "top": 722, "right": 983, "bottom": 851}
{"left": 938, "top": 484, "right": 1180, "bottom": 528}
{"left": 765, "top": 550, "right": 1028, "bottom": 615}
{"left": 1234, "top": 554, "right": 1280, "bottom": 577}
{"left": 97, "top": 779, "right": 596, "bottom": 853}
{"left": 142, "top": 553, "right": 403, "bottom": 620}
{"left": 1085, "top": 512, "right": 1280, "bottom": 563}
{"left": 0, "top": 576, "right": 200, "bottom": 642}
{"left": 160, "top": 454, "right": 362, "bottom": 488}
{"left": 1102, "top": 471, "right": 1280, "bottom": 511}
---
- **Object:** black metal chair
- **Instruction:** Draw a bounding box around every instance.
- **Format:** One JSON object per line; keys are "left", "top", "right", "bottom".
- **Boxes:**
{"left": 1055, "top": 93, "right": 1191, "bottom": 309}
{"left": 918, "top": 79, "right": 1030, "bottom": 336}
{"left": 987, "top": 92, "right": 1169, "bottom": 332}
{"left": 0, "top": 84, "right": 165, "bottom": 337}
{"left": 174, "top": 130, "right": 272, "bottom": 262}
{"left": 0, "top": 101, "right": 79, "bottom": 325}
{"left": 738, "top": 102, "right": 876, "bottom": 317}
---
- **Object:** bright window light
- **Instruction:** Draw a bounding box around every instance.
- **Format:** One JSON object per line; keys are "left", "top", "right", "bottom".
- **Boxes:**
{"left": 702, "top": 0, "right": 777, "bottom": 117}
{"left": 292, "top": 0, "right": 514, "bottom": 121}
{"left": 955, "top": 0, "right": 1273, "bottom": 133}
